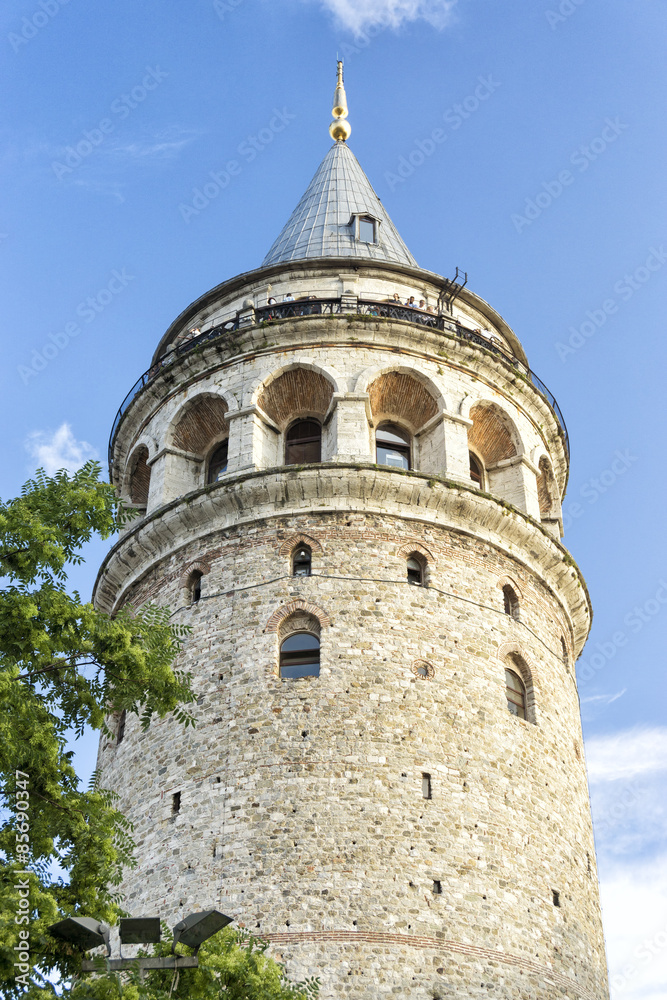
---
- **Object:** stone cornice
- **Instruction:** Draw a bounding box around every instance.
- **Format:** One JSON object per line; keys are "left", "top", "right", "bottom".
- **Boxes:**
{"left": 94, "top": 464, "right": 591, "bottom": 655}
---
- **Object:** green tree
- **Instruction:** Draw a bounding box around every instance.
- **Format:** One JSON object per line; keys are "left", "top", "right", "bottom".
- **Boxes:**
{"left": 0, "top": 463, "right": 194, "bottom": 994}
{"left": 28, "top": 928, "right": 319, "bottom": 1000}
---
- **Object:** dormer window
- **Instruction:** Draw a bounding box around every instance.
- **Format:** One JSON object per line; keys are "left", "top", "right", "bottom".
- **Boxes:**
{"left": 351, "top": 213, "right": 379, "bottom": 245}
{"left": 359, "top": 216, "right": 376, "bottom": 243}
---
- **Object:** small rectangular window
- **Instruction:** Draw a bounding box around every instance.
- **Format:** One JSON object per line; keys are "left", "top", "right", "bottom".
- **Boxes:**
{"left": 432, "top": 880, "right": 442, "bottom": 895}
{"left": 358, "top": 217, "right": 376, "bottom": 243}
{"left": 422, "top": 773, "right": 432, "bottom": 799}
{"left": 552, "top": 889, "right": 560, "bottom": 907}
{"left": 172, "top": 791, "right": 181, "bottom": 815}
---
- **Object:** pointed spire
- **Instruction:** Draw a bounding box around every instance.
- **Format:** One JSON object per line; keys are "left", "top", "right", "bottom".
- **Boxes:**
{"left": 261, "top": 63, "right": 416, "bottom": 268}
{"left": 329, "top": 60, "right": 351, "bottom": 142}
{"left": 261, "top": 142, "right": 417, "bottom": 267}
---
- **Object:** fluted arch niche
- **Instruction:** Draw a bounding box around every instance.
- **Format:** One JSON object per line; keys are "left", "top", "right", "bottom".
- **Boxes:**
{"left": 127, "top": 445, "right": 151, "bottom": 508}
{"left": 170, "top": 394, "right": 229, "bottom": 456}
{"left": 257, "top": 367, "right": 334, "bottom": 427}
{"left": 467, "top": 403, "right": 527, "bottom": 509}
{"left": 163, "top": 394, "right": 230, "bottom": 499}
{"left": 367, "top": 371, "right": 441, "bottom": 474}
{"left": 257, "top": 367, "right": 335, "bottom": 465}
{"left": 537, "top": 456, "right": 561, "bottom": 535}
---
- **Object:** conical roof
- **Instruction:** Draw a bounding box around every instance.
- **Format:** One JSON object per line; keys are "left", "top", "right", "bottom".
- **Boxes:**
{"left": 262, "top": 141, "right": 417, "bottom": 268}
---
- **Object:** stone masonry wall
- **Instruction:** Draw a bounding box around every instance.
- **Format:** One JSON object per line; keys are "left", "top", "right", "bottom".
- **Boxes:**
{"left": 97, "top": 509, "right": 608, "bottom": 1000}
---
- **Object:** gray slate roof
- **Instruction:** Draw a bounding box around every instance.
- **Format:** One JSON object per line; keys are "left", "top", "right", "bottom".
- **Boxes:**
{"left": 262, "top": 141, "right": 417, "bottom": 268}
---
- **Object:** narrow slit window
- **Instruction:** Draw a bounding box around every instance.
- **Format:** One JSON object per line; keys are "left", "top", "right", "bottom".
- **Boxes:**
{"left": 469, "top": 452, "right": 483, "bottom": 487}
{"left": 292, "top": 545, "right": 312, "bottom": 577}
{"left": 172, "top": 791, "right": 181, "bottom": 815}
{"left": 432, "top": 880, "right": 442, "bottom": 895}
{"left": 422, "top": 773, "right": 432, "bottom": 799}
{"left": 207, "top": 440, "right": 229, "bottom": 483}
{"left": 503, "top": 585, "right": 520, "bottom": 620}
{"left": 561, "top": 637, "right": 569, "bottom": 669}
{"left": 280, "top": 632, "right": 320, "bottom": 679}
{"left": 190, "top": 571, "right": 203, "bottom": 604}
{"left": 407, "top": 557, "right": 423, "bottom": 586}
{"left": 552, "top": 889, "right": 560, "bottom": 907}
{"left": 505, "top": 668, "right": 526, "bottom": 720}
{"left": 116, "top": 710, "right": 126, "bottom": 746}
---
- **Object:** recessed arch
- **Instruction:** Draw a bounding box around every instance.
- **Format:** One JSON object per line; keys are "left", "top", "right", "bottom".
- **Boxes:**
{"left": 355, "top": 365, "right": 450, "bottom": 416}
{"left": 255, "top": 365, "right": 336, "bottom": 428}
{"left": 498, "top": 643, "right": 537, "bottom": 724}
{"left": 265, "top": 599, "right": 331, "bottom": 634}
{"left": 127, "top": 445, "right": 151, "bottom": 507}
{"left": 278, "top": 533, "right": 323, "bottom": 557}
{"left": 169, "top": 393, "right": 229, "bottom": 456}
{"left": 502, "top": 651, "right": 536, "bottom": 723}
{"left": 496, "top": 576, "right": 523, "bottom": 601}
{"left": 397, "top": 541, "right": 435, "bottom": 562}
{"left": 537, "top": 455, "right": 559, "bottom": 518}
{"left": 364, "top": 369, "right": 441, "bottom": 432}
{"left": 468, "top": 401, "right": 521, "bottom": 465}
{"left": 179, "top": 560, "right": 211, "bottom": 590}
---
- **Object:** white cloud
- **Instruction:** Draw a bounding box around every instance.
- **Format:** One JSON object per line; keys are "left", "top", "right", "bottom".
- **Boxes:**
{"left": 306, "top": 0, "right": 458, "bottom": 35}
{"left": 25, "top": 424, "right": 97, "bottom": 476}
{"left": 586, "top": 727, "right": 667, "bottom": 781}
{"left": 582, "top": 688, "right": 627, "bottom": 707}
{"left": 599, "top": 853, "right": 667, "bottom": 999}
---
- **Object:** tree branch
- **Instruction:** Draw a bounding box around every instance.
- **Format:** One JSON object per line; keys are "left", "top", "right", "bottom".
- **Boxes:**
{"left": 15, "top": 661, "right": 99, "bottom": 681}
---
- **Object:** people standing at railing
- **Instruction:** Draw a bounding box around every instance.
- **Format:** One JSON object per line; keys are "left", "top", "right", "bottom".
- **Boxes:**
{"left": 418, "top": 299, "right": 426, "bottom": 310}
{"left": 267, "top": 297, "right": 276, "bottom": 305}
{"left": 405, "top": 295, "right": 416, "bottom": 307}
{"left": 284, "top": 292, "right": 294, "bottom": 302}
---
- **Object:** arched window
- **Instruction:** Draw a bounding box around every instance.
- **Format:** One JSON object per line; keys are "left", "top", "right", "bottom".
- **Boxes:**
{"left": 505, "top": 669, "right": 526, "bottom": 719}
{"left": 503, "top": 585, "right": 520, "bottom": 621}
{"left": 469, "top": 452, "right": 483, "bottom": 487}
{"left": 561, "top": 637, "right": 569, "bottom": 670}
{"left": 279, "top": 632, "right": 320, "bottom": 679}
{"left": 285, "top": 420, "right": 321, "bottom": 465}
{"left": 117, "top": 710, "right": 126, "bottom": 746}
{"left": 407, "top": 556, "right": 423, "bottom": 586}
{"left": 376, "top": 422, "right": 411, "bottom": 470}
{"left": 190, "top": 571, "right": 203, "bottom": 604}
{"left": 207, "top": 440, "right": 229, "bottom": 483}
{"left": 292, "top": 545, "right": 312, "bottom": 577}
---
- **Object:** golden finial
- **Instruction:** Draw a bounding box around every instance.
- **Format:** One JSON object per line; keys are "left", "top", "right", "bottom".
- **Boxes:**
{"left": 329, "top": 60, "right": 351, "bottom": 142}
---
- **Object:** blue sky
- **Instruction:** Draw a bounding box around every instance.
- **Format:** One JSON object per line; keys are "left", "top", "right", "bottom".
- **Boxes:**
{"left": 2, "top": 0, "right": 666, "bottom": 994}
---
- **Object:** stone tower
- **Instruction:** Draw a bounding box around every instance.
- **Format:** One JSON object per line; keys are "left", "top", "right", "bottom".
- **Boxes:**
{"left": 95, "top": 68, "right": 610, "bottom": 999}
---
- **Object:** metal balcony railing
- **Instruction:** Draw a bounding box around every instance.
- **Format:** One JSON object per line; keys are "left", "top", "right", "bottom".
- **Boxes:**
{"left": 108, "top": 297, "right": 569, "bottom": 470}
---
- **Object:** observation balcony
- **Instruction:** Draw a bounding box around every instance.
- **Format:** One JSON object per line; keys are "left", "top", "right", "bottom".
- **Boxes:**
{"left": 108, "top": 297, "right": 569, "bottom": 472}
